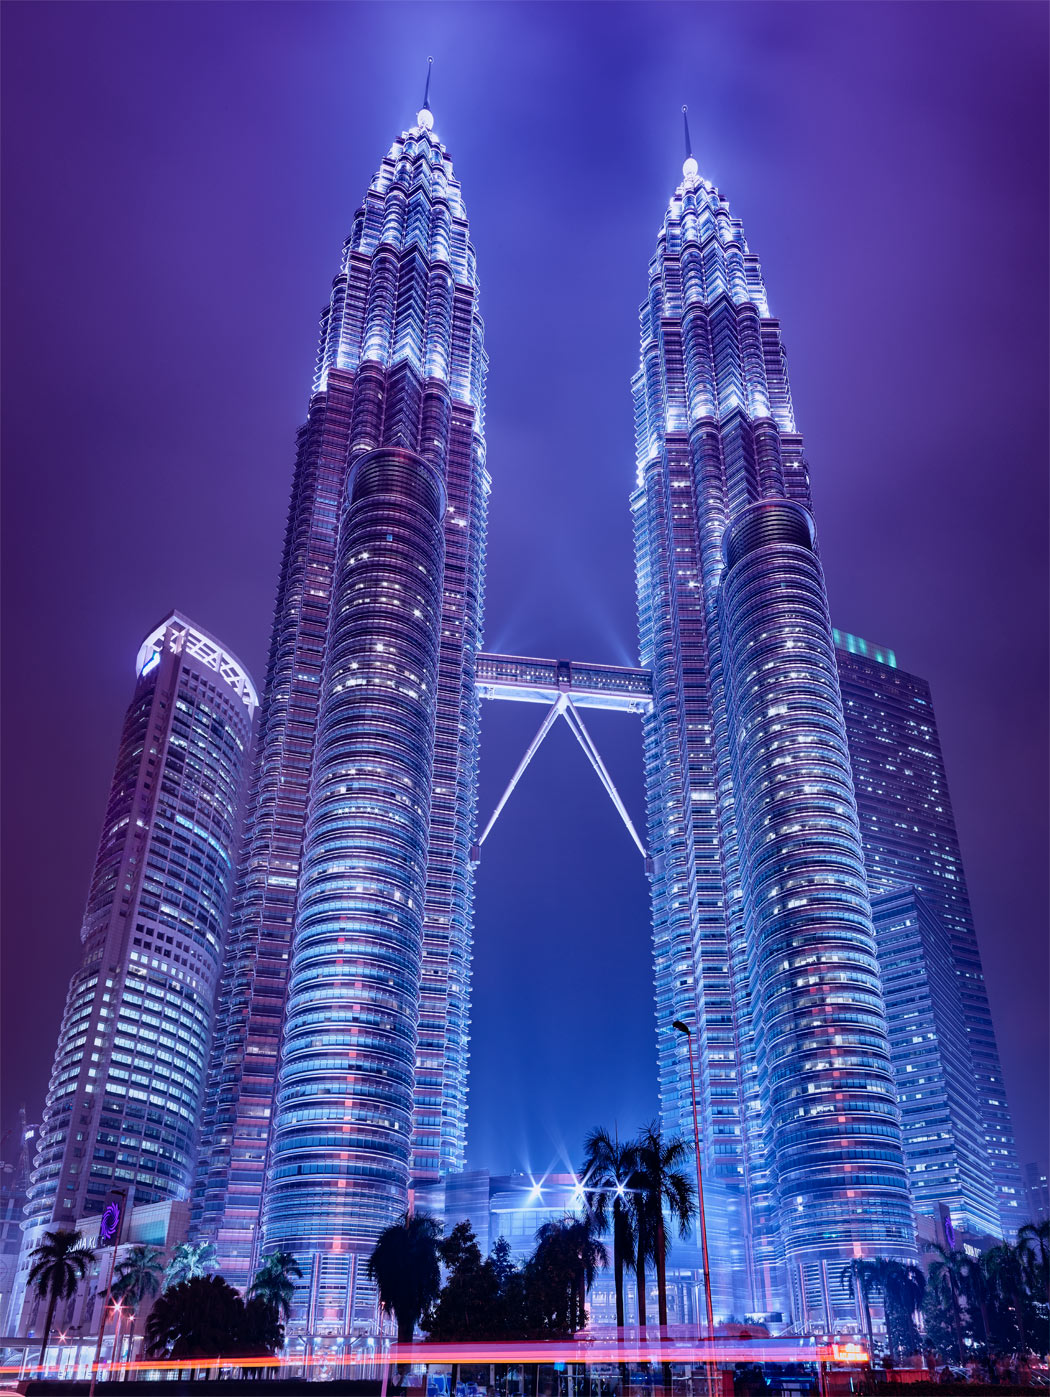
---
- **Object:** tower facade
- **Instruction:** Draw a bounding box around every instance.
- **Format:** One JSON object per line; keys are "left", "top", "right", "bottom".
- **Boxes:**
{"left": 1023, "top": 1164, "right": 1049, "bottom": 1223}
{"left": 870, "top": 885, "right": 1001, "bottom": 1238}
{"left": 836, "top": 634, "right": 1025, "bottom": 1233}
{"left": 20, "top": 613, "right": 255, "bottom": 1250}
{"left": 631, "top": 140, "right": 914, "bottom": 1323}
{"left": 193, "top": 96, "right": 488, "bottom": 1300}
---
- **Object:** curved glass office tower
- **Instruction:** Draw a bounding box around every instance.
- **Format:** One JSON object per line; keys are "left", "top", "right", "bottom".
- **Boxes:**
{"left": 14, "top": 613, "right": 255, "bottom": 1332}
{"left": 631, "top": 141, "right": 914, "bottom": 1323}
{"left": 836, "top": 636, "right": 1023, "bottom": 1234}
{"left": 263, "top": 448, "right": 447, "bottom": 1278}
{"left": 194, "top": 96, "right": 489, "bottom": 1317}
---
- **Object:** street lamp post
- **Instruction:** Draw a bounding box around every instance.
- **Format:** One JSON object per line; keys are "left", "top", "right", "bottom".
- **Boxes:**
{"left": 672, "top": 1019, "right": 716, "bottom": 1392}
{"left": 88, "top": 1188, "right": 127, "bottom": 1397}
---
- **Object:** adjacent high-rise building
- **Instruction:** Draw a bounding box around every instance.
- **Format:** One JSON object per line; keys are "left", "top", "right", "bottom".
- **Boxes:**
{"left": 870, "top": 885, "right": 1001, "bottom": 1238}
{"left": 1023, "top": 1163, "right": 1049, "bottom": 1223}
{"left": 13, "top": 613, "right": 255, "bottom": 1327}
{"left": 0, "top": 1113, "right": 37, "bottom": 1333}
{"left": 631, "top": 126, "right": 914, "bottom": 1325}
{"left": 193, "top": 87, "right": 489, "bottom": 1324}
{"left": 836, "top": 634, "right": 1025, "bottom": 1233}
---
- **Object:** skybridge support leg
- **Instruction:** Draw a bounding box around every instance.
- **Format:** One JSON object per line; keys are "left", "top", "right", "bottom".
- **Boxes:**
{"left": 561, "top": 699, "right": 648, "bottom": 860}
{"left": 474, "top": 691, "right": 649, "bottom": 865}
{"left": 476, "top": 696, "right": 567, "bottom": 851}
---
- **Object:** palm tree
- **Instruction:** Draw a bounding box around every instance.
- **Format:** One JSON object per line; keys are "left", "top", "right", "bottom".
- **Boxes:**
{"left": 27, "top": 1228, "right": 97, "bottom": 1366}
{"left": 526, "top": 1221, "right": 574, "bottom": 1336}
{"left": 366, "top": 1210, "right": 442, "bottom": 1346}
{"left": 111, "top": 1245, "right": 165, "bottom": 1371}
{"left": 163, "top": 1240, "right": 218, "bottom": 1290}
{"left": 566, "top": 1214, "right": 608, "bottom": 1332}
{"left": 528, "top": 1214, "right": 605, "bottom": 1334}
{"left": 634, "top": 1122, "right": 696, "bottom": 1337}
{"left": 983, "top": 1242, "right": 1028, "bottom": 1356}
{"left": 528, "top": 1213, "right": 606, "bottom": 1397}
{"left": 960, "top": 1251, "right": 994, "bottom": 1352}
{"left": 1017, "top": 1219, "right": 1050, "bottom": 1303}
{"left": 840, "top": 1258, "right": 880, "bottom": 1356}
{"left": 925, "top": 1241, "right": 968, "bottom": 1363}
{"left": 248, "top": 1251, "right": 303, "bottom": 1323}
{"left": 532, "top": 1219, "right": 576, "bottom": 1335}
{"left": 879, "top": 1259, "right": 925, "bottom": 1362}
{"left": 581, "top": 1127, "right": 637, "bottom": 1333}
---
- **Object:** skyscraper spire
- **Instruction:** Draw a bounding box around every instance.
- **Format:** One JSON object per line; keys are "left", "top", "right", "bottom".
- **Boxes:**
{"left": 681, "top": 104, "right": 698, "bottom": 181}
{"left": 418, "top": 55, "right": 434, "bottom": 129}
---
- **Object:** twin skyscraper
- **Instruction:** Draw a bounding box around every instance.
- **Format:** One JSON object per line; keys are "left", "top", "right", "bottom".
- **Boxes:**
{"left": 17, "top": 88, "right": 1023, "bottom": 1340}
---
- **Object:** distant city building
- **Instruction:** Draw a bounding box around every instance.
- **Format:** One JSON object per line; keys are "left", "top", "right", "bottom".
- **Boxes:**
{"left": 631, "top": 130, "right": 913, "bottom": 1327}
{"left": 836, "top": 634, "right": 1025, "bottom": 1233}
{"left": 423, "top": 1170, "right": 587, "bottom": 1268}
{"left": 0, "top": 1114, "right": 37, "bottom": 1334}
{"left": 1024, "top": 1163, "right": 1049, "bottom": 1222}
{"left": 870, "top": 885, "right": 1000, "bottom": 1237}
{"left": 12, "top": 613, "right": 255, "bottom": 1332}
{"left": 418, "top": 1170, "right": 713, "bottom": 1332}
{"left": 915, "top": 1202, "right": 1000, "bottom": 1272}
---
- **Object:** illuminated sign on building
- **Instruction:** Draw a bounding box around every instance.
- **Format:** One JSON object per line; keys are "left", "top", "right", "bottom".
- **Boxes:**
{"left": 99, "top": 1192, "right": 124, "bottom": 1245}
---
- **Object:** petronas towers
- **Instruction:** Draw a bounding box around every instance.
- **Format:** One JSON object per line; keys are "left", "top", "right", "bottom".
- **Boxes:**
{"left": 180, "top": 89, "right": 1022, "bottom": 1336}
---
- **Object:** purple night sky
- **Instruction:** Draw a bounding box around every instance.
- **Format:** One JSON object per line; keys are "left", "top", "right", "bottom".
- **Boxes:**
{"left": 2, "top": 3, "right": 1047, "bottom": 1184}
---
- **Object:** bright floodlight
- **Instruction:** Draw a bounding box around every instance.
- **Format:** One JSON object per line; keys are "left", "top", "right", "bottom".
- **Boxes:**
{"left": 683, "top": 156, "right": 699, "bottom": 180}
{"left": 418, "top": 108, "right": 434, "bottom": 130}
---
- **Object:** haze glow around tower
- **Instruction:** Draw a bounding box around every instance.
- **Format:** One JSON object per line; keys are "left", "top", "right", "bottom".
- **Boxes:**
{"left": 1, "top": 3, "right": 1046, "bottom": 1346}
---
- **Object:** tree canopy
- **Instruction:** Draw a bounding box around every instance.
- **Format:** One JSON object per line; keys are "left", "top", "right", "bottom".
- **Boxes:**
{"left": 248, "top": 1251, "right": 303, "bottom": 1321}
{"left": 163, "top": 1240, "right": 218, "bottom": 1290}
{"left": 144, "top": 1275, "right": 283, "bottom": 1360}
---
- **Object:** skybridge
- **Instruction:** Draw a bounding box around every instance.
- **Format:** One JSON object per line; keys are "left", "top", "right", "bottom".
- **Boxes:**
{"left": 473, "top": 652, "right": 655, "bottom": 867}
{"left": 475, "top": 652, "right": 653, "bottom": 713}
